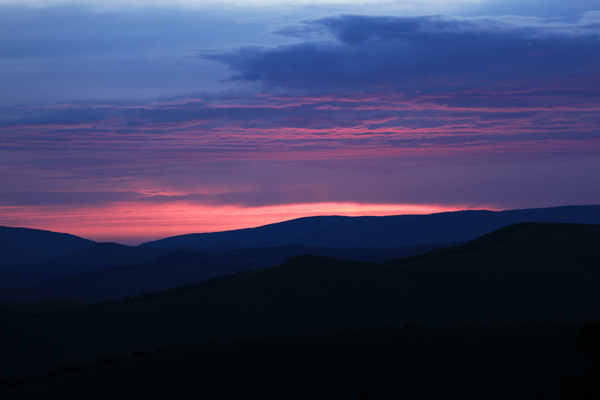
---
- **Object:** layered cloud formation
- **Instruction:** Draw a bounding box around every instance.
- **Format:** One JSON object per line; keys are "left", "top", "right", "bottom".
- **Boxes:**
{"left": 0, "top": 4, "right": 599, "bottom": 243}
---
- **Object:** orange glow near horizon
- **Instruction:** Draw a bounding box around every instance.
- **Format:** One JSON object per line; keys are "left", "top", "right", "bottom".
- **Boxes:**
{"left": 0, "top": 202, "right": 480, "bottom": 245}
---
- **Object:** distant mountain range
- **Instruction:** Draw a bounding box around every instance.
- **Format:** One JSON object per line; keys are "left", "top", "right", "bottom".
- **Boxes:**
{"left": 2, "top": 205, "right": 599, "bottom": 266}
{"left": 1, "top": 204, "right": 600, "bottom": 301}
{"left": 1, "top": 222, "right": 599, "bottom": 381}
{"left": 141, "top": 204, "right": 600, "bottom": 250}
{"left": 3, "top": 209, "right": 600, "bottom": 398}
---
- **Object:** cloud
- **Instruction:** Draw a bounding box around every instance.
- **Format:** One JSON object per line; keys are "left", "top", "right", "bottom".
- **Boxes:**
{"left": 0, "top": 191, "right": 143, "bottom": 206}
{"left": 0, "top": 4, "right": 275, "bottom": 106}
{"left": 205, "top": 13, "right": 600, "bottom": 91}
{"left": 2, "top": 84, "right": 599, "bottom": 160}
{"left": 2, "top": 154, "right": 600, "bottom": 215}
{"left": 0, "top": 0, "right": 487, "bottom": 11}
{"left": 467, "top": 0, "right": 600, "bottom": 20}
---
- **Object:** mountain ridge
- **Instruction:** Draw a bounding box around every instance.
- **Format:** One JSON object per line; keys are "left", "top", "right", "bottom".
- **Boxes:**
{"left": 1, "top": 222, "right": 599, "bottom": 382}
{"left": 141, "top": 204, "right": 600, "bottom": 250}
{"left": 0, "top": 226, "right": 95, "bottom": 266}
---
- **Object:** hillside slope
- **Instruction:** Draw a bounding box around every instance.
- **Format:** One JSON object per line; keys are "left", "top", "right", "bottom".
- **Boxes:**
{"left": 1, "top": 325, "right": 585, "bottom": 400}
{"left": 0, "top": 242, "right": 170, "bottom": 289}
{"left": 141, "top": 204, "right": 600, "bottom": 249}
{"left": 0, "top": 227, "right": 95, "bottom": 266}
{"left": 0, "top": 222, "right": 599, "bottom": 379}
{"left": 0, "top": 243, "right": 451, "bottom": 302}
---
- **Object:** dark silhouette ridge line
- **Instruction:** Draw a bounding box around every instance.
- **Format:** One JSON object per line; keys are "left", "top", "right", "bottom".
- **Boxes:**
{"left": 141, "top": 204, "right": 600, "bottom": 250}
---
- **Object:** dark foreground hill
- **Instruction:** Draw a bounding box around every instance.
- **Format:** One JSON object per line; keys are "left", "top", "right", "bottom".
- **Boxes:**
{"left": 141, "top": 204, "right": 600, "bottom": 250}
{"left": 0, "top": 226, "right": 95, "bottom": 266}
{"left": 0, "top": 242, "right": 451, "bottom": 302}
{"left": 1, "top": 325, "right": 587, "bottom": 400}
{"left": 0, "top": 222, "right": 599, "bottom": 379}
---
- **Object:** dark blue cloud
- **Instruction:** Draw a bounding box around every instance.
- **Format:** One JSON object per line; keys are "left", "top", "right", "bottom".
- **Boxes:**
{"left": 204, "top": 13, "right": 600, "bottom": 91}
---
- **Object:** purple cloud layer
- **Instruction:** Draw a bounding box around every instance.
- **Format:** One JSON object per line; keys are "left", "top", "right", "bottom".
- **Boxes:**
{"left": 0, "top": 10, "right": 599, "bottom": 233}
{"left": 1, "top": 83, "right": 598, "bottom": 210}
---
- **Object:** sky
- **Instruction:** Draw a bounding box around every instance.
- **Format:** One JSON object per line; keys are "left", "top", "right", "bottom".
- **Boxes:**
{"left": 0, "top": 0, "right": 599, "bottom": 244}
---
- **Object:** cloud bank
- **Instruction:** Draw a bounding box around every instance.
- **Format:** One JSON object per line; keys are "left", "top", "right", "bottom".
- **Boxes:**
{"left": 1, "top": 8, "right": 599, "bottom": 242}
{"left": 206, "top": 13, "right": 600, "bottom": 91}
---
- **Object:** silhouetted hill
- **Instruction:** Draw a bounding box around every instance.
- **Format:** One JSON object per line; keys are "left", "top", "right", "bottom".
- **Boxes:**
{"left": 0, "top": 222, "right": 599, "bottom": 379}
{"left": 0, "top": 325, "right": 586, "bottom": 400}
{"left": 0, "top": 243, "right": 170, "bottom": 288}
{"left": 0, "top": 243, "right": 452, "bottom": 302}
{"left": 390, "top": 221, "right": 600, "bottom": 264}
{"left": 141, "top": 204, "right": 600, "bottom": 250}
{"left": 0, "top": 226, "right": 95, "bottom": 266}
